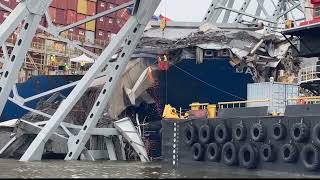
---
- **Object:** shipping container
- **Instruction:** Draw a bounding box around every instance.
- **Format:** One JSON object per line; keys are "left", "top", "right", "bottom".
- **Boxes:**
{"left": 96, "top": 16, "right": 106, "bottom": 30}
{"left": 87, "top": 1, "right": 96, "bottom": 16}
{"left": 48, "top": 7, "right": 56, "bottom": 23}
{"left": 86, "top": 20, "right": 96, "bottom": 31}
{"left": 95, "top": 29, "right": 107, "bottom": 40}
{"left": 85, "top": 30, "right": 95, "bottom": 44}
{"left": 114, "top": 0, "right": 130, "bottom": 5}
{"left": 116, "top": 8, "right": 130, "bottom": 21}
{"left": 105, "top": 0, "right": 116, "bottom": 4}
{"left": 0, "top": 10, "right": 9, "bottom": 23}
{"left": 77, "top": 0, "right": 88, "bottom": 15}
{"left": 68, "top": 0, "right": 78, "bottom": 11}
{"left": 49, "top": 7, "right": 68, "bottom": 25}
{"left": 50, "top": 0, "right": 67, "bottom": 10}
{"left": 55, "top": 8, "right": 67, "bottom": 25}
{"left": 106, "top": 2, "right": 116, "bottom": 17}
{"left": 2, "top": 0, "right": 18, "bottom": 9}
{"left": 247, "top": 82, "right": 299, "bottom": 114}
{"left": 0, "top": 0, "right": 10, "bottom": 8}
{"left": 67, "top": 10, "right": 77, "bottom": 24}
{"left": 77, "top": 13, "right": 87, "bottom": 29}
{"left": 96, "top": 0, "right": 106, "bottom": 13}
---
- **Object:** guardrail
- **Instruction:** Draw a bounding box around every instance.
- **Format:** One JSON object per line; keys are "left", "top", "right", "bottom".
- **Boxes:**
{"left": 287, "top": 96, "right": 320, "bottom": 105}
{"left": 298, "top": 65, "right": 320, "bottom": 84}
{"left": 218, "top": 99, "right": 272, "bottom": 109}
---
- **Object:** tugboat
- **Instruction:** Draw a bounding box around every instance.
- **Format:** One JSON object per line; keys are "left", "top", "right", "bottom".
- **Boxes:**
{"left": 160, "top": 0, "right": 320, "bottom": 175}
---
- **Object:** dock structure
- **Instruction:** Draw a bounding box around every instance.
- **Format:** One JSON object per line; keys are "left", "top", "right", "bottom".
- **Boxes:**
{"left": 0, "top": 0, "right": 307, "bottom": 162}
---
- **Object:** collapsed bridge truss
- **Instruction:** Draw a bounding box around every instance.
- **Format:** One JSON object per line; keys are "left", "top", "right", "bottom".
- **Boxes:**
{"left": 0, "top": 0, "right": 305, "bottom": 162}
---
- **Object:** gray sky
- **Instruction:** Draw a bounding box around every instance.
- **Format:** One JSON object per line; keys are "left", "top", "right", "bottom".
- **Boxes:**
{"left": 155, "top": 0, "right": 212, "bottom": 22}
{"left": 154, "top": 0, "right": 304, "bottom": 24}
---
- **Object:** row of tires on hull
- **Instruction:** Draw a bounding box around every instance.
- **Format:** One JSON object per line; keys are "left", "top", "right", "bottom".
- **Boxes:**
{"left": 184, "top": 122, "right": 320, "bottom": 171}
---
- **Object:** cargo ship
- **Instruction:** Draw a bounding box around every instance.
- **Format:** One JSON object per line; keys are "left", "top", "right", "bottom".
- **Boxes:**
{"left": 160, "top": 0, "right": 320, "bottom": 176}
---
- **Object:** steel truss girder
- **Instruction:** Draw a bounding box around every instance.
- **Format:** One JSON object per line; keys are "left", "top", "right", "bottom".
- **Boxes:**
{"left": 234, "top": 0, "right": 252, "bottom": 23}
{"left": 0, "top": 0, "right": 53, "bottom": 119}
{"left": 19, "top": 0, "right": 161, "bottom": 161}
{"left": 203, "top": 0, "right": 304, "bottom": 33}
{"left": 202, "top": 0, "right": 228, "bottom": 23}
{"left": 65, "top": 0, "right": 160, "bottom": 161}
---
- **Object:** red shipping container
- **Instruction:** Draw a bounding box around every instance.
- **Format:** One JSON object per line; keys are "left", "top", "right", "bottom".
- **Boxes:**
{"left": 312, "top": 0, "right": 320, "bottom": 4}
{"left": 68, "top": 0, "right": 77, "bottom": 11}
{"left": 115, "top": 0, "right": 130, "bottom": 5}
{"left": 9, "top": 0, "right": 18, "bottom": 9}
{"left": 106, "top": 2, "right": 116, "bottom": 18}
{"left": 51, "top": 0, "right": 67, "bottom": 9}
{"left": 97, "top": 0, "right": 107, "bottom": 13}
{"left": 48, "top": 7, "right": 57, "bottom": 23}
{"left": 0, "top": 10, "right": 9, "bottom": 23}
{"left": 77, "top": 14, "right": 87, "bottom": 29}
{"left": 96, "top": 16, "right": 106, "bottom": 30}
{"left": 116, "top": 9, "right": 130, "bottom": 21}
{"left": 55, "top": 9, "right": 67, "bottom": 25}
{"left": 87, "top": 1, "right": 96, "bottom": 16}
{"left": 67, "top": 10, "right": 77, "bottom": 24}
{"left": 95, "top": 29, "right": 107, "bottom": 40}
{"left": 0, "top": 0, "right": 10, "bottom": 8}
{"left": 105, "top": 0, "right": 116, "bottom": 4}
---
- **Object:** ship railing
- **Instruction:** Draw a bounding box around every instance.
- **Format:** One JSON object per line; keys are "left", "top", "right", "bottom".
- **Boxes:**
{"left": 298, "top": 65, "right": 320, "bottom": 84}
{"left": 287, "top": 96, "right": 320, "bottom": 105}
{"left": 218, "top": 99, "right": 272, "bottom": 109}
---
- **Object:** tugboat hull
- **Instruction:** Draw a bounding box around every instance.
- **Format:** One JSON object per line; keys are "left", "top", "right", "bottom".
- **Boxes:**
{"left": 162, "top": 104, "right": 320, "bottom": 175}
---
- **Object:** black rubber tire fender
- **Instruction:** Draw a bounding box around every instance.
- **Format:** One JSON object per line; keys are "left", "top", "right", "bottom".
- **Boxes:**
{"left": 238, "top": 143, "right": 259, "bottom": 169}
{"left": 291, "top": 123, "right": 309, "bottom": 142}
{"left": 191, "top": 143, "right": 204, "bottom": 161}
{"left": 222, "top": 142, "right": 238, "bottom": 166}
{"left": 199, "top": 124, "right": 213, "bottom": 144}
{"left": 233, "top": 123, "right": 247, "bottom": 141}
{"left": 215, "top": 123, "right": 230, "bottom": 144}
{"left": 312, "top": 123, "right": 320, "bottom": 147}
{"left": 260, "top": 144, "right": 275, "bottom": 162}
{"left": 281, "top": 143, "right": 298, "bottom": 163}
{"left": 206, "top": 143, "right": 221, "bottom": 162}
{"left": 301, "top": 144, "right": 320, "bottom": 171}
{"left": 251, "top": 123, "right": 266, "bottom": 142}
{"left": 272, "top": 123, "right": 286, "bottom": 141}
{"left": 184, "top": 124, "right": 198, "bottom": 146}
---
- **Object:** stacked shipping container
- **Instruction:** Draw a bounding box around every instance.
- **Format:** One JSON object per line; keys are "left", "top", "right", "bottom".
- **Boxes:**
{"left": 0, "top": 0, "right": 131, "bottom": 46}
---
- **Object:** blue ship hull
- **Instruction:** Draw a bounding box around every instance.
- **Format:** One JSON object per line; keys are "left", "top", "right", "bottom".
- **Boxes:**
{"left": 0, "top": 75, "right": 83, "bottom": 121}
{"left": 158, "top": 58, "right": 254, "bottom": 110}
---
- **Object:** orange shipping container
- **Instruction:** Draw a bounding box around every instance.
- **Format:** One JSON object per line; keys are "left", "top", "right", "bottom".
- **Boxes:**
{"left": 67, "top": 10, "right": 77, "bottom": 24}
{"left": 77, "top": 0, "right": 88, "bottom": 15}
{"left": 87, "top": 1, "right": 96, "bottom": 16}
{"left": 77, "top": 14, "right": 87, "bottom": 29}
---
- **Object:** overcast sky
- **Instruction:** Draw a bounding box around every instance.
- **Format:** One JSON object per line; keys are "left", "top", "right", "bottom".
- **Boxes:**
{"left": 155, "top": 0, "right": 212, "bottom": 22}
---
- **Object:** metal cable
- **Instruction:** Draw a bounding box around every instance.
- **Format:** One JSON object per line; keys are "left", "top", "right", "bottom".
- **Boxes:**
{"left": 170, "top": 63, "right": 246, "bottom": 101}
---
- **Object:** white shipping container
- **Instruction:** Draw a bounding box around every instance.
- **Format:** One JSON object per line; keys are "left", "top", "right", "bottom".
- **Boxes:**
{"left": 247, "top": 82, "right": 299, "bottom": 114}
{"left": 85, "top": 30, "right": 95, "bottom": 44}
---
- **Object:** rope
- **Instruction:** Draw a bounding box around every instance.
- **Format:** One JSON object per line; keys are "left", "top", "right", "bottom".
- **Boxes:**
{"left": 170, "top": 62, "right": 246, "bottom": 101}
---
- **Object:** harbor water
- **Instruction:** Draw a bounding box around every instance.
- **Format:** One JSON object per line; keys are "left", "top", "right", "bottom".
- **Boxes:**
{"left": 0, "top": 159, "right": 314, "bottom": 178}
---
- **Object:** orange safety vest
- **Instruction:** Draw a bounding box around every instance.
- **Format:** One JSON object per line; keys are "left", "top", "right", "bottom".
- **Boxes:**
{"left": 297, "top": 98, "right": 306, "bottom": 105}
